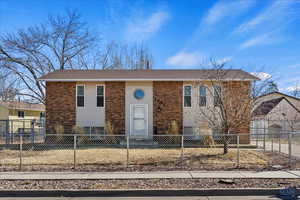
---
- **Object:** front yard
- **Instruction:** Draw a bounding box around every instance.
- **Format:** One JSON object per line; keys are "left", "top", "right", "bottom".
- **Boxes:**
{"left": 0, "top": 147, "right": 298, "bottom": 171}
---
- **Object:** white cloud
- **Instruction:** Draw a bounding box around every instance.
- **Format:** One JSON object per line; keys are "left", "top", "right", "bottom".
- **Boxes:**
{"left": 125, "top": 11, "right": 170, "bottom": 41}
{"left": 250, "top": 72, "right": 272, "bottom": 80}
{"left": 202, "top": 0, "right": 255, "bottom": 25}
{"left": 166, "top": 51, "right": 206, "bottom": 67}
{"left": 239, "top": 33, "right": 280, "bottom": 49}
{"left": 286, "top": 85, "right": 300, "bottom": 92}
{"left": 234, "top": 1, "right": 297, "bottom": 34}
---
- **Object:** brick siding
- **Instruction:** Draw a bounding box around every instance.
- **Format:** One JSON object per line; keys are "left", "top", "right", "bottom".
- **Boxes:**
{"left": 105, "top": 82, "right": 125, "bottom": 134}
{"left": 153, "top": 81, "right": 183, "bottom": 134}
{"left": 222, "top": 81, "right": 251, "bottom": 144}
{"left": 46, "top": 82, "right": 76, "bottom": 134}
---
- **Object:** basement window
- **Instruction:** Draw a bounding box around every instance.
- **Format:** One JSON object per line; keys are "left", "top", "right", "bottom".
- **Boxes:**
{"left": 18, "top": 111, "right": 25, "bottom": 118}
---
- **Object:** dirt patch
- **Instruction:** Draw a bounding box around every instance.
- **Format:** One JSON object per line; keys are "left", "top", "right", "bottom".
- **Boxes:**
{"left": 0, "top": 179, "right": 299, "bottom": 190}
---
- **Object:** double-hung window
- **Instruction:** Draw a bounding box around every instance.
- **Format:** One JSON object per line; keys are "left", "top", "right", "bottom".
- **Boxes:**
{"left": 184, "top": 85, "right": 192, "bottom": 108}
{"left": 199, "top": 86, "right": 207, "bottom": 107}
{"left": 213, "top": 85, "right": 221, "bottom": 106}
{"left": 76, "top": 85, "right": 85, "bottom": 107}
{"left": 96, "top": 85, "right": 104, "bottom": 107}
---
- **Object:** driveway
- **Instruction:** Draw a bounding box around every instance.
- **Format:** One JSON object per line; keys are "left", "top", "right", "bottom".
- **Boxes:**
{"left": 252, "top": 140, "right": 300, "bottom": 158}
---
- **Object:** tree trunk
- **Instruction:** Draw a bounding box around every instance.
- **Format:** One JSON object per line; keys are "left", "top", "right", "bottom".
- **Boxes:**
{"left": 223, "top": 129, "right": 229, "bottom": 154}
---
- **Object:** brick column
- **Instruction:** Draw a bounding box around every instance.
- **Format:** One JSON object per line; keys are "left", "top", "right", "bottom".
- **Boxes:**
{"left": 46, "top": 82, "right": 76, "bottom": 134}
{"left": 105, "top": 82, "right": 125, "bottom": 134}
{"left": 153, "top": 81, "right": 183, "bottom": 134}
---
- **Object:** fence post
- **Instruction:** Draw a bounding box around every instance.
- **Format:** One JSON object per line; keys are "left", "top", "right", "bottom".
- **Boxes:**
{"left": 19, "top": 134, "right": 23, "bottom": 171}
{"left": 278, "top": 132, "right": 281, "bottom": 153}
{"left": 5, "top": 120, "right": 9, "bottom": 147}
{"left": 263, "top": 128, "right": 266, "bottom": 152}
{"left": 126, "top": 135, "right": 129, "bottom": 167}
{"left": 271, "top": 135, "right": 274, "bottom": 153}
{"left": 288, "top": 132, "right": 292, "bottom": 168}
{"left": 181, "top": 135, "right": 184, "bottom": 159}
{"left": 73, "top": 135, "right": 77, "bottom": 169}
{"left": 237, "top": 135, "right": 240, "bottom": 167}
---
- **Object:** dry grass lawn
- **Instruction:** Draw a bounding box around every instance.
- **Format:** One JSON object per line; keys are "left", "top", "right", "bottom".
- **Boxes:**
{"left": 0, "top": 147, "right": 269, "bottom": 166}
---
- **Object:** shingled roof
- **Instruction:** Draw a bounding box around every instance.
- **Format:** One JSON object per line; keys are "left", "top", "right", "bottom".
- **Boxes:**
{"left": 0, "top": 101, "right": 45, "bottom": 112}
{"left": 253, "top": 97, "right": 300, "bottom": 117}
{"left": 39, "top": 69, "right": 259, "bottom": 81}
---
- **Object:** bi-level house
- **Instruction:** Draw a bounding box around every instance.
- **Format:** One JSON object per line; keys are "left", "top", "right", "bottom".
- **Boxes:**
{"left": 39, "top": 69, "right": 258, "bottom": 143}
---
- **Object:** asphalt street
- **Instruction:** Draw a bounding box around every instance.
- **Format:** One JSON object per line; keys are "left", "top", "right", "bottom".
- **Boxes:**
{"left": 0, "top": 196, "right": 294, "bottom": 200}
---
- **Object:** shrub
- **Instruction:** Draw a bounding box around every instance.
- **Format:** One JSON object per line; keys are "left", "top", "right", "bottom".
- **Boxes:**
{"left": 54, "top": 124, "right": 64, "bottom": 143}
{"left": 72, "top": 125, "right": 88, "bottom": 144}
{"left": 200, "top": 122, "right": 215, "bottom": 148}
{"left": 105, "top": 121, "right": 117, "bottom": 144}
{"left": 167, "top": 120, "right": 180, "bottom": 144}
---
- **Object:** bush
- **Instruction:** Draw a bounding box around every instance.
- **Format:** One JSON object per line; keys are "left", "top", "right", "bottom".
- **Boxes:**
{"left": 167, "top": 120, "right": 180, "bottom": 144}
{"left": 54, "top": 124, "right": 64, "bottom": 143}
{"left": 72, "top": 125, "right": 88, "bottom": 144}
{"left": 105, "top": 121, "right": 117, "bottom": 144}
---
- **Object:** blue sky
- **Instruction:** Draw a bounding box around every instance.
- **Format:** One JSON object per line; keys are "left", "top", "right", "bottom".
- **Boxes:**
{"left": 0, "top": 0, "right": 300, "bottom": 92}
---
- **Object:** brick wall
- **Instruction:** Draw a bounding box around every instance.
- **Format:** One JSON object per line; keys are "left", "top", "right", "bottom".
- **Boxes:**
{"left": 105, "top": 82, "right": 125, "bottom": 134}
{"left": 222, "top": 81, "right": 251, "bottom": 144}
{"left": 46, "top": 82, "right": 76, "bottom": 134}
{"left": 153, "top": 81, "right": 183, "bottom": 134}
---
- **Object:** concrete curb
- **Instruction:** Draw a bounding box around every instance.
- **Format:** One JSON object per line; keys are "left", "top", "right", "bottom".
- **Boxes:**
{"left": 0, "top": 188, "right": 298, "bottom": 197}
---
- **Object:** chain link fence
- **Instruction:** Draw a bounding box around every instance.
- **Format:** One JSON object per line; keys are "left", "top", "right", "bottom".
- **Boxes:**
{"left": 1, "top": 131, "right": 298, "bottom": 171}
{"left": 0, "top": 119, "right": 45, "bottom": 145}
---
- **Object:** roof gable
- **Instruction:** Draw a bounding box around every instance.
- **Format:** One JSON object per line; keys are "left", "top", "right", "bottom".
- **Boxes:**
{"left": 0, "top": 101, "right": 45, "bottom": 112}
{"left": 253, "top": 97, "right": 300, "bottom": 117}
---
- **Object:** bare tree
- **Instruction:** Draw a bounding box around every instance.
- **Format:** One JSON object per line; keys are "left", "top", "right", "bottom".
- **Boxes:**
{"left": 100, "top": 41, "right": 153, "bottom": 70}
{"left": 188, "top": 59, "right": 262, "bottom": 154}
{"left": 0, "top": 69, "right": 18, "bottom": 101}
{"left": 0, "top": 10, "right": 97, "bottom": 103}
{"left": 0, "top": 10, "right": 154, "bottom": 103}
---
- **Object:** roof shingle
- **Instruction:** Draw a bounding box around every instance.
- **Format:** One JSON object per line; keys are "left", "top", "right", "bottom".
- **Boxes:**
{"left": 39, "top": 69, "right": 259, "bottom": 81}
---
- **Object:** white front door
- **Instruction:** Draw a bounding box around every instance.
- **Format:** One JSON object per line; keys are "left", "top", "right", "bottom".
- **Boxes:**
{"left": 130, "top": 104, "right": 148, "bottom": 138}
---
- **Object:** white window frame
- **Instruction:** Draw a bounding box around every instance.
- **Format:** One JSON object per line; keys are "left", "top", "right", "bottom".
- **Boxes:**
{"left": 183, "top": 84, "right": 192, "bottom": 108}
{"left": 199, "top": 85, "right": 207, "bottom": 107}
{"left": 213, "top": 85, "right": 221, "bottom": 106}
{"left": 76, "top": 84, "right": 85, "bottom": 108}
{"left": 96, "top": 84, "right": 105, "bottom": 108}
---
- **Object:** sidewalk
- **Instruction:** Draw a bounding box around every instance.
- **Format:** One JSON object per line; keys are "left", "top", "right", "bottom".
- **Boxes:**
{"left": 1, "top": 171, "right": 300, "bottom": 180}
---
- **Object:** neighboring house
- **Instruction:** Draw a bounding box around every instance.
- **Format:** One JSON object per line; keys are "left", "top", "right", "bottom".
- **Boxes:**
{"left": 0, "top": 101, "right": 45, "bottom": 134}
{"left": 252, "top": 92, "right": 300, "bottom": 135}
{"left": 39, "top": 69, "right": 258, "bottom": 143}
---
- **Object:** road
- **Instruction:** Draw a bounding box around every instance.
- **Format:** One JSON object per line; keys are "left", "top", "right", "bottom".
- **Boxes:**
{"left": 0, "top": 196, "right": 291, "bottom": 200}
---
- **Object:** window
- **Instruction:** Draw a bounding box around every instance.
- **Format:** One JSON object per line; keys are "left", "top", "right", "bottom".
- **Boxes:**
{"left": 18, "top": 111, "right": 24, "bottom": 118}
{"left": 96, "top": 85, "right": 104, "bottom": 107}
{"left": 184, "top": 85, "right": 192, "bottom": 107}
{"left": 213, "top": 85, "right": 221, "bottom": 106}
{"left": 199, "top": 86, "right": 207, "bottom": 107}
{"left": 76, "top": 85, "right": 85, "bottom": 107}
